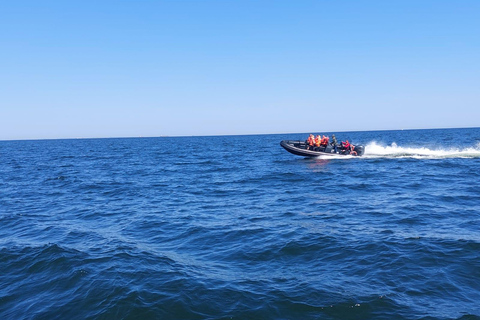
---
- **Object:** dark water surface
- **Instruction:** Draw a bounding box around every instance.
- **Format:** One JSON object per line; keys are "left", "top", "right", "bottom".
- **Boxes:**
{"left": 1, "top": 128, "right": 480, "bottom": 319}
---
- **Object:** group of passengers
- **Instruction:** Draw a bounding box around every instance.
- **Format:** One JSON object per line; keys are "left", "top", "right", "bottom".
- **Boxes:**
{"left": 305, "top": 133, "right": 357, "bottom": 155}
{"left": 306, "top": 134, "right": 330, "bottom": 148}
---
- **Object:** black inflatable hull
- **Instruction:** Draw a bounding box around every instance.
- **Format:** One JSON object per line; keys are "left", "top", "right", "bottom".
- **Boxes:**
{"left": 280, "top": 140, "right": 365, "bottom": 157}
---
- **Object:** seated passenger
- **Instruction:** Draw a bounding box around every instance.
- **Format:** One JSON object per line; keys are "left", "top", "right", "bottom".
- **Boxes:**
{"left": 320, "top": 135, "right": 329, "bottom": 146}
{"left": 349, "top": 144, "right": 357, "bottom": 156}
{"left": 315, "top": 135, "right": 322, "bottom": 148}
{"left": 306, "top": 134, "right": 315, "bottom": 149}
{"left": 341, "top": 140, "right": 350, "bottom": 154}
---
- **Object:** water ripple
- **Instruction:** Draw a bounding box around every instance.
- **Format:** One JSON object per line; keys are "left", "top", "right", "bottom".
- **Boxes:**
{"left": 1, "top": 130, "right": 480, "bottom": 319}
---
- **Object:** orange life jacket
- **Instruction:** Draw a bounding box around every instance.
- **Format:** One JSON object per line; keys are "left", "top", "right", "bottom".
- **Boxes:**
{"left": 321, "top": 136, "right": 329, "bottom": 146}
{"left": 315, "top": 136, "right": 321, "bottom": 147}
{"left": 307, "top": 135, "right": 314, "bottom": 146}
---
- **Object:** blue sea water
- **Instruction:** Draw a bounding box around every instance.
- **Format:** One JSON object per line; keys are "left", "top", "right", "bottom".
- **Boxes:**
{"left": 1, "top": 128, "right": 480, "bottom": 320}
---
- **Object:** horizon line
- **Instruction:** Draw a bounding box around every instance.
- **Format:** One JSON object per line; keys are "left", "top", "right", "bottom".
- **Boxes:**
{"left": 1, "top": 126, "right": 479, "bottom": 142}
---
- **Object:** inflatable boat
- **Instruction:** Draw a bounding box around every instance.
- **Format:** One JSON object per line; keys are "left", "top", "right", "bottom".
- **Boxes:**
{"left": 280, "top": 140, "right": 365, "bottom": 157}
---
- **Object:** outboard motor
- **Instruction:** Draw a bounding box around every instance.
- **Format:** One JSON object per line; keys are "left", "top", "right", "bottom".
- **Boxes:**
{"left": 354, "top": 145, "right": 365, "bottom": 156}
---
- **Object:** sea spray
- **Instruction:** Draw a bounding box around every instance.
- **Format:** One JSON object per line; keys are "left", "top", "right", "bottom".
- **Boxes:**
{"left": 363, "top": 141, "right": 480, "bottom": 158}
{"left": 314, "top": 141, "right": 480, "bottom": 160}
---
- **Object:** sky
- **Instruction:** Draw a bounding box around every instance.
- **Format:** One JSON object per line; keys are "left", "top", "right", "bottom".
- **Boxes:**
{"left": 1, "top": 0, "right": 479, "bottom": 140}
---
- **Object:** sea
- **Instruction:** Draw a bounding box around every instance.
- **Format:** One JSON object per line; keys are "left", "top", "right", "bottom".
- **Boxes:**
{"left": 1, "top": 127, "right": 479, "bottom": 320}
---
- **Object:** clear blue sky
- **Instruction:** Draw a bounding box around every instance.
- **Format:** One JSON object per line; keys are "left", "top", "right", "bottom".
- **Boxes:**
{"left": 1, "top": 0, "right": 479, "bottom": 140}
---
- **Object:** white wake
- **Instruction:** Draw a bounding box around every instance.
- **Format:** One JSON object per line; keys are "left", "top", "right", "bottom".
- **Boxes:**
{"left": 363, "top": 141, "right": 480, "bottom": 159}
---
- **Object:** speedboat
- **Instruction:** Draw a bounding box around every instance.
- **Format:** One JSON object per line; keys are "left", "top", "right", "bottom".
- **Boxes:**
{"left": 280, "top": 140, "right": 365, "bottom": 157}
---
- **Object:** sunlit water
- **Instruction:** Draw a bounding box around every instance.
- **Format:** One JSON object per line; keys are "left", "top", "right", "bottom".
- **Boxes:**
{"left": 1, "top": 128, "right": 479, "bottom": 319}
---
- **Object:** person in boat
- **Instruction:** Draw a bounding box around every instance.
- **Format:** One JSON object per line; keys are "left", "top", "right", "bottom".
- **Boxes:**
{"left": 305, "top": 134, "right": 310, "bottom": 148}
{"left": 340, "top": 140, "right": 358, "bottom": 155}
{"left": 349, "top": 144, "right": 357, "bottom": 156}
{"left": 331, "top": 134, "right": 338, "bottom": 153}
{"left": 320, "top": 135, "right": 329, "bottom": 146}
{"left": 341, "top": 140, "right": 350, "bottom": 154}
{"left": 306, "top": 134, "right": 315, "bottom": 150}
{"left": 315, "top": 135, "right": 322, "bottom": 149}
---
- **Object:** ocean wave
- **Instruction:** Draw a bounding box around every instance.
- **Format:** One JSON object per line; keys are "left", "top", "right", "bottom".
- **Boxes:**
{"left": 2, "top": 130, "right": 480, "bottom": 319}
